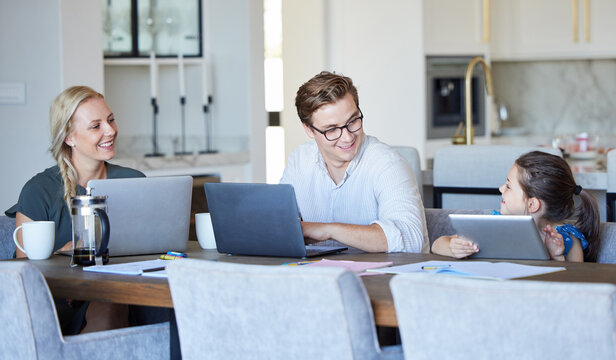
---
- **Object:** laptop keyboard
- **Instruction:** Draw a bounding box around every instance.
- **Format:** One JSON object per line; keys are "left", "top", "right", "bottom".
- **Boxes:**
{"left": 305, "top": 245, "right": 347, "bottom": 257}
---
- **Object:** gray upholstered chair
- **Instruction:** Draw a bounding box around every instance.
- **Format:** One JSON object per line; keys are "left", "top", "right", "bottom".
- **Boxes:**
{"left": 392, "top": 146, "right": 423, "bottom": 199}
{"left": 598, "top": 221, "right": 616, "bottom": 264}
{"left": 0, "top": 215, "right": 16, "bottom": 259}
{"left": 607, "top": 150, "right": 616, "bottom": 221}
{"left": 0, "top": 261, "right": 170, "bottom": 360}
{"left": 390, "top": 273, "right": 616, "bottom": 359}
{"left": 167, "top": 259, "right": 402, "bottom": 360}
{"left": 433, "top": 145, "right": 561, "bottom": 210}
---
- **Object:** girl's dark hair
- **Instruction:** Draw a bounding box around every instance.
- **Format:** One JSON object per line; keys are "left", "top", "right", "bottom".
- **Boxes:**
{"left": 515, "top": 151, "right": 601, "bottom": 261}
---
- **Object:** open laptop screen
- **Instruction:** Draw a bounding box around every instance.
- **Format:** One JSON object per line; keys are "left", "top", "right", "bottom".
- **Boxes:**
{"left": 88, "top": 176, "right": 192, "bottom": 256}
{"left": 204, "top": 183, "right": 346, "bottom": 258}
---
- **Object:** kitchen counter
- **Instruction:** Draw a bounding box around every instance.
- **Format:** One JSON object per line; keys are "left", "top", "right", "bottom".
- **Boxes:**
{"left": 570, "top": 165, "right": 607, "bottom": 190}
{"left": 424, "top": 133, "right": 608, "bottom": 191}
{"left": 113, "top": 151, "right": 250, "bottom": 180}
{"left": 420, "top": 154, "right": 608, "bottom": 220}
{"left": 421, "top": 158, "right": 606, "bottom": 190}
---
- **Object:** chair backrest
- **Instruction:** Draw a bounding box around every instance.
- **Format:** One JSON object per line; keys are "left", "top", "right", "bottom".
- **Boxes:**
{"left": 606, "top": 150, "right": 616, "bottom": 221}
{"left": 433, "top": 145, "right": 561, "bottom": 209}
{"left": 390, "top": 273, "right": 616, "bottom": 360}
{"left": 0, "top": 262, "right": 63, "bottom": 358}
{"left": 424, "top": 208, "right": 492, "bottom": 245}
{"left": 392, "top": 146, "right": 423, "bottom": 198}
{"left": 598, "top": 221, "right": 616, "bottom": 264}
{"left": 0, "top": 215, "right": 16, "bottom": 259}
{"left": 167, "top": 259, "right": 385, "bottom": 360}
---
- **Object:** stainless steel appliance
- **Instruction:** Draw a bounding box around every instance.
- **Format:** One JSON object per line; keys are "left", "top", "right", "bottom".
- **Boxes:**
{"left": 426, "top": 56, "right": 486, "bottom": 139}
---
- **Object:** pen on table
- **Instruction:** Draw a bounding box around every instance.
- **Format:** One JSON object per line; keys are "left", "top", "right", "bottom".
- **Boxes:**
{"left": 281, "top": 261, "right": 316, "bottom": 266}
{"left": 142, "top": 267, "right": 166, "bottom": 273}
{"left": 161, "top": 254, "right": 184, "bottom": 260}
{"left": 167, "top": 251, "right": 187, "bottom": 257}
{"left": 421, "top": 264, "right": 452, "bottom": 270}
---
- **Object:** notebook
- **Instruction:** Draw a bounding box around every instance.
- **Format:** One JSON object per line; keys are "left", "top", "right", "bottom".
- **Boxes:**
{"left": 87, "top": 175, "right": 193, "bottom": 256}
{"left": 448, "top": 214, "right": 550, "bottom": 260}
{"left": 204, "top": 182, "right": 348, "bottom": 258}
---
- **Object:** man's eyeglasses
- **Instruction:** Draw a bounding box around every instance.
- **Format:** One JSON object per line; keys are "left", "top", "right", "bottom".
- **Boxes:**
{"left": 310, "top": 110, "right": 363, "bottom": 141}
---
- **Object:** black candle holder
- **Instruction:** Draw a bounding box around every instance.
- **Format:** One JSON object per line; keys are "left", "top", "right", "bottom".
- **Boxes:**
{"left": 199, "top": 97, "right": 218, "bottom": 154}
{"left": 174, "top": 96, "right": 193, "bottom": 156}
{"left": 145, "top": 98, "right": 165, "bottom": 157}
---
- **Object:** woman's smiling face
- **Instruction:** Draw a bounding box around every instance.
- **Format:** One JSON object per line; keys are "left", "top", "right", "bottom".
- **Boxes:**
{"left": 65, "top": 97, "right": 117, "bottom": 165}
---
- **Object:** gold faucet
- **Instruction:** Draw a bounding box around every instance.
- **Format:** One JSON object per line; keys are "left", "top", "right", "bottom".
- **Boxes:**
{"left": 464, "top": 56, "right": 494, "bottom": 145}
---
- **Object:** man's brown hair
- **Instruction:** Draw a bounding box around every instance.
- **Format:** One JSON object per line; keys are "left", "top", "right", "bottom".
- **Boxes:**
{"left": 295, "top": 71, "right": 359, "bottom": 126}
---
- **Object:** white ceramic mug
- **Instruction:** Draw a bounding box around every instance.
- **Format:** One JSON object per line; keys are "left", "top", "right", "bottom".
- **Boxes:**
{"left": 195, "top": 213, "right": 217, "bottom": 249}
{"left": 13, "top": 221, "right": 55, "bottom": 260}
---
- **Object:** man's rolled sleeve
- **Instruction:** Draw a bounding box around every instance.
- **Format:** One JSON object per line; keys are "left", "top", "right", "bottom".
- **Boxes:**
{"left": 373, "top": 156, "right": 429, "bottom": 253}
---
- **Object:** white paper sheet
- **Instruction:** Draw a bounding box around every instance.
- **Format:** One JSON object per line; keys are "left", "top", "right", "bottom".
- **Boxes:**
{"left": 141, "top": 269, "right": 168, "bottom": 278}
{"left": 83, "top": 259, "right": 168, "bottom": 276}
{"left": 303, "top": 259, "right": 393, "bottom": 276}
{"left": 367, "top": 260, "right": 566, "bottom": 280}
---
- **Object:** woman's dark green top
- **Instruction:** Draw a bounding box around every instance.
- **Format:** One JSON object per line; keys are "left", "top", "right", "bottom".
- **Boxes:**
{"left": 5, "top": 163, "right": 145, "bottom": 252}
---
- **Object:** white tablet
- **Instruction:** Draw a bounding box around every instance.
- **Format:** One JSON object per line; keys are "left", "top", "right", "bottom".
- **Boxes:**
{"left": 448, "top": 214, "right": 550, "bottom": 260}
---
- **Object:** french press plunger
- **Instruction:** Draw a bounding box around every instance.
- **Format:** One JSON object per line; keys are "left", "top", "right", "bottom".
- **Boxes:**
{"left": 70, "top": 188, "right": 110, "bottom": 267}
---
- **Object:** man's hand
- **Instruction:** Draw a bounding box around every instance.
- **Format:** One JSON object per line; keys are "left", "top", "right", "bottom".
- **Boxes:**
{"left": 301, "top": 222, "right": 331, "bottom": 242}
{"left": 300, "top": 221, "right": 388, "bottom": 252}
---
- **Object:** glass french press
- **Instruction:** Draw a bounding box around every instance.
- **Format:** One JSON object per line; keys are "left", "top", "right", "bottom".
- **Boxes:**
{"left": 70, "top": 188, "right": 110, "bottom": 267}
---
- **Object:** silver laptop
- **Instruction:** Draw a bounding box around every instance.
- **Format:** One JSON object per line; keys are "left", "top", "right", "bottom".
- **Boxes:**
{"left": 88, "top": 176, "right": 192, "bottom": 256}
{"left": 448, "top": 214, "right": 550, "bottom": 260}
{"left": 204, "top": 183, "right": 348, "bottom": 258}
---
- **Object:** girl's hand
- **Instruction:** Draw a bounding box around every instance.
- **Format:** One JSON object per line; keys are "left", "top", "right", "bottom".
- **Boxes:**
{"left": 543, "top": 224, "right": 565, "bottom": 261}
{"left": 448, "top": 235, "right": 479, "bottom": 259}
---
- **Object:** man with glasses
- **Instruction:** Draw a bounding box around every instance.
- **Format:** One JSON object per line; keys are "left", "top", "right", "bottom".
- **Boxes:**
{"left": 280, "top": 71, "right": 428, "bottom": 253}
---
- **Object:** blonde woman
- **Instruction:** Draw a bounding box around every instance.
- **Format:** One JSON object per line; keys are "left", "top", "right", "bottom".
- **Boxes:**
{"left": 5, "top": 86, "right": 144, "bottom": 334}
{"left": 7, "top": 86, "right": 143, "bottom": 257}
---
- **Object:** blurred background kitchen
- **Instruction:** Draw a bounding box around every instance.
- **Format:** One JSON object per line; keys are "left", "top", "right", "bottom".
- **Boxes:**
{"left": 1, "top": 0, "right": 615, "bottom": 216}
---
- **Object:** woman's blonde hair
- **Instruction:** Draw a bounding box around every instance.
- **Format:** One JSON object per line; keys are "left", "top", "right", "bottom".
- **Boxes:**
{"left": 49, "top": 86, "right": 104, "bottom": 206}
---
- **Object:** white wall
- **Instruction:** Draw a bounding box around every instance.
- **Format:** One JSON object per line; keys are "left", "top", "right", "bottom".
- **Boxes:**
{"left": 208, "top": 0, "right": 266, "bottom": 181}
{"left": 0, "top": 0, "right": 104, "bottom": 211}
{"left": 281, "top": 0, "right": 328, "bottom": 161}
{"left": 60, "top": 0, "right": 104, "bottom": 92}
{"left": 281, "top": 0, "right": 426, "bottom": 168}
{"left": 246, "top": 0, "right": 267, "bottom": 182}
{"left": 327, "top": 0, "right": 426, "bottom": 165}
{"left": 0, "top": 0, "right": 60, "bottom": 211}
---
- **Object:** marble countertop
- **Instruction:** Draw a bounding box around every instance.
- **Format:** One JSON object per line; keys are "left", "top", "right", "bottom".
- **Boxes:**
{"left": 567, "top": 158, "right": 607, "bottom": 190}
{"left": 113, "top": 151, "right": 250, "bottom": 176}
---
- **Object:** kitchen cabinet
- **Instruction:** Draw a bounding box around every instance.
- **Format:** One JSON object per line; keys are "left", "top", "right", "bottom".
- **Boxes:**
{"left": 583, "top": 0, "right": 616, "bottom": 57}
{"left": 423, "top": 0, "right": 489, "bottom": 56}
{"left": 490, "top": 0, "right": 616, "bottom": 60}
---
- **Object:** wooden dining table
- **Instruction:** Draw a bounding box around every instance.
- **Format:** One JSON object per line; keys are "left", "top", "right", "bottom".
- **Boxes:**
{"left": 24, "top": 241, "right": 616, "bottom": 327}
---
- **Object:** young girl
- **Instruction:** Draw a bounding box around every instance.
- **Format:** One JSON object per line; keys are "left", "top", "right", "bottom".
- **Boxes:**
{"left": 431, "top": 151, "right": 601, "bottom": 262}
